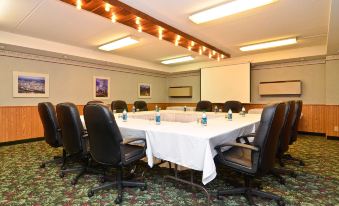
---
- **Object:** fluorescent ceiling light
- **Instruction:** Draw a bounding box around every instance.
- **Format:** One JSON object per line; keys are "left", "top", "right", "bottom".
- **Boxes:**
{"left": 161, "top": 56, "right": 194, "bottom": 64}
{"left": 240, "top": 38, "right": 297, "bottom": 51}
{"left": 189, "top": 0, "right": 276, "bottom": 24}
{"left": 98, "top": 36, "right": 138, "bottom": 51}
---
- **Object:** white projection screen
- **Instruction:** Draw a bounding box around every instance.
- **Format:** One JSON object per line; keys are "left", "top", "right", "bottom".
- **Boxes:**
{"left": 201, "top": 63, "right": 251, "bottom": 103}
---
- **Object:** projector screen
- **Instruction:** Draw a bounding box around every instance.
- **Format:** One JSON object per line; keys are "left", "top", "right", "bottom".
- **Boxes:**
{"left": 201, "top": 63, "right": 250, "bottom": 103}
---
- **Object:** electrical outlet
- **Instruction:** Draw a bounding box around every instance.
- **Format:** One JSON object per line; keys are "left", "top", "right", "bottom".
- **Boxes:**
{"left": 334, "top": 126, "right": 339, "bottom": 132}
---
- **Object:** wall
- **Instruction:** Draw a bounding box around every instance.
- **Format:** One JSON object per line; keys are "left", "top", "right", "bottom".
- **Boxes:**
{"left": 325, "top": 58, "right": 339, "bottom": 104}
{"left": 0, "top": 53, "right": 168, "bottom": 106}
{"left": 167, "top": 71, "right": 201, "bottom": 103}
{"left": 251, "top": 60, "right": 326, "bottom": 104}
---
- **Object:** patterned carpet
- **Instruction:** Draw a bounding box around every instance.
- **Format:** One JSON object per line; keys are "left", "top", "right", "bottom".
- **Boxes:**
{"left": 0, "top": 135, "right": 338, "bottom": 206}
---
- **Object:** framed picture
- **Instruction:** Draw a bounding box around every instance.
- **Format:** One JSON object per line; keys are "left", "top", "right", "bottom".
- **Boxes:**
{"left": 13, "top": 71, "right": 49, "bottom": 98}
{"left": 93, "top": 76, "right": 110, "bottom": 99}
{"left": 138, "top": 83, "right": 151, "bottom": 98}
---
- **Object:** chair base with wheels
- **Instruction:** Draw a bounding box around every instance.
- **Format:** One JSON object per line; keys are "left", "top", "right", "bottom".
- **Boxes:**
{"left": 217, "top": 176, "right": 285, "bottom": 206}
{"left": 40, "top": 149, "right": 66, "bottom": 169}
{"left": 282, "top": 154, "right": 305, "bottom": 166}
{"left": 87, "top": 166, "right": 146, "bottom": 204}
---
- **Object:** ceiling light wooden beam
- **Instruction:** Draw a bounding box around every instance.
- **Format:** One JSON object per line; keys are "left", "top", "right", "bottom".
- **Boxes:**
{"left": 59, "top": 0, "right": 230, "bottom": 60}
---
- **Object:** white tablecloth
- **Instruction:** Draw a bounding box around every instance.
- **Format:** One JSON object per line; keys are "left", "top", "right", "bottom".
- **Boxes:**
{"left": 166, "top": 106, "right": 196, "bottom": 111}
{"left": 81, "top": 111, "right": 260, "bottom": 185}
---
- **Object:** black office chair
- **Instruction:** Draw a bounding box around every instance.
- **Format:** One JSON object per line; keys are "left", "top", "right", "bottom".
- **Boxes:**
{"left": 215, "top": 103, "right": 286, "bottom": 206}
{"left": 38, "top": 102, "right": 64, "bottom": 168}
{"left": 134, "top": 100, "right": 148, "bottom": 111}
{"left": 56, "top": 102, "right": 89, "bottom": 185}
{"left": 111, "top": 100, "right": 128, "bottom": 113}
{"left": 283, "top": 100, "right": 304, "bottom": 166}
{"left": 196, "top": 100, "right": 212, "bottom": 112}
{"left": 84, "top": 103, "right": 146, "bottom": 204}
{"left": 224, "top": 101, "right": 242, "bottom": 113}
{"left": 87, "top": 100, "right": 104, "bottom": 104}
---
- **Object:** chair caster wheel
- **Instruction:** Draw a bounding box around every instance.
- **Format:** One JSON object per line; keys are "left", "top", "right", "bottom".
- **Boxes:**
{"left": 279, "top": 179, "right": 285, "bottom": 185}
{"left": 114, "top": 194, "right": 122, "bottom": 204}
{"left": 71, "top": 179, "right": 77, "bottom": 186}
{"left": 59, "top": 172, "right": 65, "bottom": 178}
{"left": 141, "top": 185, "right": 147, "bottom": 191}
{"left": 276, "top": 199, "right": 285, "bottom": 206}
{"left": 87, "top": 190, "right": 94, "bottom": 197}
{"left": 290, "top": 172, "right": 297, "bottom": 178}
{"left": 40, "top": 163, "right": 45, "bottom": 168}
{"left": 99, "top": 176, "right": 105, "bottom": 183}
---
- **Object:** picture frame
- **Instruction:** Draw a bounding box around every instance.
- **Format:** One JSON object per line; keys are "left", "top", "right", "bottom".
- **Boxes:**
{"left": 93, "top": 76, "right": 110, "bottom": 100}
{"left": 138, "top": 83, "right": 151, "bottom": 98}
{"left": 13, "top": 71, "right": 49, "bottom": 98}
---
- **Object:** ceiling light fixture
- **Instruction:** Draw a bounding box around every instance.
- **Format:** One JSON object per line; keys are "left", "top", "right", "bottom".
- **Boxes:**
{"left": 240, "top": 37, "right": 297, "bottom": 51}
{"left": 199, "top": 48, "right": 202, "bottom": 55}
{"left": 158, "top": 27, "right": 163, "bottom": 40}
{"left": 98, "top": 36, "right": 139, "bottom": 51}
{"left": 76, "top": 0, "right": 82, "bottom": 10}
{"left": 135, "top": 17, "right": 140, "bottom": 25}
{"left": 161, "top": 56, "right": 194, "bottom": 64}
{"left": 138, "top": 25, "right": 142, "bottom": 32}
{"left": 104, "top": 3, "right": 110, "bottom": 12}
{"left": 188, "top": 46, "right": 192, "bottom": 51}
{"left": 189, "top": 0, "right": 276, "bottom": 24}
{"left": 111, "top": 14, "right": 116, "bottom": 22}
{"left": 191, "top": 41, "right": 195, "bottom": 47}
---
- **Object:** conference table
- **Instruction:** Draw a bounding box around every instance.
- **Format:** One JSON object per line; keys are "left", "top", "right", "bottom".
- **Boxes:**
{"left": 81, "top": 110, "right": 261, "bottom": 185}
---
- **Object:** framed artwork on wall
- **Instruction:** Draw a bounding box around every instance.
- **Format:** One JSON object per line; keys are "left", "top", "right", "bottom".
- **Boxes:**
{"left": 93, "top": 76, "right": 110, "bottom": 99}
{"left": 13, "top": 71, "right": 49, "bottom": 98}
{"left": 138, "top": 83, "right": 151, "bottom": 98}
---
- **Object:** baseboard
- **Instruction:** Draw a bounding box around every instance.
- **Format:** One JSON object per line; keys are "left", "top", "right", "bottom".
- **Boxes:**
{"left": 327, "top": 136, "right": 339, "bottom": 141}
{"left": 0, "top": 137, "right": 44, "bottom": 147}
{"left": 298, "top": 131, "right": 326, "bottom": 136}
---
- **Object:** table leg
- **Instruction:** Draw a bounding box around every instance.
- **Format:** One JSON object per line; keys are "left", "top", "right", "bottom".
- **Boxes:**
{"left": 162, "top": 163, "right": 211, "bottom": 206}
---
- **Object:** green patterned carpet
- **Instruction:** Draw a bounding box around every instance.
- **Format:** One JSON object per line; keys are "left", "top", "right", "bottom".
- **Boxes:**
{"left": 0, "top": 135, "right": 338, "bottom": 206}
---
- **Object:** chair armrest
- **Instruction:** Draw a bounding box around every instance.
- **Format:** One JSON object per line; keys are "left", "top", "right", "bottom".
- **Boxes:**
{"left": 123, "top": 138, "right": 146, "bottom": 145}
{"left": 236, "top": 133, "right": 256, "bottom": 144}
{"left": 120, "top": 138, "right": 147, "bottom": 165}
{"left": 215, "top": 142, "right": 259, "bottom": 164}
{"left": 82, "top": 130, "right": 88, "bottom": 139}
{"left": 215, "top": 142, "right": 259, "bottom": 152}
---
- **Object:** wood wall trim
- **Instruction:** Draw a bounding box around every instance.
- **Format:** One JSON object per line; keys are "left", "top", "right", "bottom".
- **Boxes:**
{"left": 1, "top": 103, "right": 338, "bottom": 143}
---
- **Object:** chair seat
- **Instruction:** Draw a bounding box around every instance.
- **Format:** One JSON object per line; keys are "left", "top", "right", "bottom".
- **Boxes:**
{"left": 121, "top": 144, "right": 145, "bottom": 165}
{"left": 223, "top": 147, "right": 252, "bottom": 169}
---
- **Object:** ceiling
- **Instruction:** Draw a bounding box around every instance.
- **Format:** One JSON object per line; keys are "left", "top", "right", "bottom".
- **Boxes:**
{"left": 0, "top": 0, "right": 337, "bottom": 68}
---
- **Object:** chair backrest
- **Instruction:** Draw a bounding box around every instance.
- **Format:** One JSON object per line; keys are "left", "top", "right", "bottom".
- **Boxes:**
{"left": 111, "top": 100, "right": 128, "bottom": 113}
{"left": 38, "top": 102, "right": 62, "bottom": 148}
{"left": 224, "top": 101, "right": 242, "bottom": 112}
{"left": 289, "top": 100, "right": 303, "bottom": 144}
{"left": 196, "top": 100, "right": 212, "bottom": 112}
{"left": 56, "top": 103, "right": 84, "bottom": 155}
{"left": 252, "top": 102, "right": 286, "bottom": 175}
{"left": 277, "top": 101, "right": 295, "bottom": 156}
{"left": 84, "top": 103, "right": 123, "bottom": 166}
{"left": 87, "top": 100, "right": 104, "bottom": 105}
{"left": 134, "top": 101, "right": 148, "bottom": 111}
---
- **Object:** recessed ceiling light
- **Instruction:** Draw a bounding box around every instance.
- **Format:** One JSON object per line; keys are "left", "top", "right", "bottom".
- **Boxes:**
{"left": 98, "top": 36, "right": 139, "bottom": 51}
{"left": 189, "top": 0, "right": 277, "bottom": 24}
{"left": 240, "top": 38, "right": 297, "bottom": 51}
{"left": 161, "top": 56, "right": 194, "bottom": 64}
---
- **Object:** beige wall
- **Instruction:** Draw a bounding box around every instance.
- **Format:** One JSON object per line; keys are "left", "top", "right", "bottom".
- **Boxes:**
{"left": 167, "top": 60, "right": 328, "bottom": 104}
{"left": 251, "top": 61, "right": 326, "bottom": 104}
{"left": 0, "top": 55, "right": 168, "bottom": 106}
{"left": 167, "top": 71, "right": 201, "bottom": 103}
{"left": 325, "top": 59, "right": 339, "bottom": 104}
